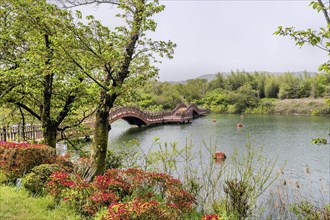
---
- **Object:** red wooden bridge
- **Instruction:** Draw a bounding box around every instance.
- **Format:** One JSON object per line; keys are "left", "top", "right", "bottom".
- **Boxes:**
{"left": 0, "top": 104, "right": 209, "bottom": 141}
{"left": 108, "top": 103, "right": 209, "bottom": 127}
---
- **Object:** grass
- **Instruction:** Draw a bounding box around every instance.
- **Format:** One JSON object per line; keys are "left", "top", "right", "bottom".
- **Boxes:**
{"left": 0, "top": 185, "right": 82, "bottom": 220}
{"left": 273, "top": 98, "right": 330, "bottom": 115}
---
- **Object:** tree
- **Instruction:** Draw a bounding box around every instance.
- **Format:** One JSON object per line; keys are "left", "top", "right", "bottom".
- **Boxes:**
{"left": 207, "top": 73, "right": 225, "bottom": 91}
{"left": 0, "top": 0, "right": 96, "bottom": 147}
{"left": 176, "top": 78, "right": 208, "bottom": 103}
{"left": 59, "top": 0, "right": 175, "bottom": 175}
{"left": 274, "top": 0, "right": 330, "bottom": 73}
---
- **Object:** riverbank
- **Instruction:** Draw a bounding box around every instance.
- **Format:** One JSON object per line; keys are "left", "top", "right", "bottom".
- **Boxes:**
{"left": 245, "top": 98, "right": 330, "bottom": 116}
{"left": 272, "top": 98, "right": 330, "bottom": 115}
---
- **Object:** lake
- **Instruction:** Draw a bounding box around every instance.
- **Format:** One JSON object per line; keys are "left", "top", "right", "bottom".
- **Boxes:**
{"left": 107, "top": 114, "right": 330, "bottom": 206}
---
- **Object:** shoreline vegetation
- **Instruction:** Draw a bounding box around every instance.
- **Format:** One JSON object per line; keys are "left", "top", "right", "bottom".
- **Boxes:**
{"left": 126, "top": 71, "right": 330, "bottom": 117}
{"left": 1, "top": 71, "right": 329, "bottom": 129}
{"left": 0, "top": 141, "right": 329, "bottom": 219}
{"left": 271, "top": 98, "right": 329, "bottom": 116}
{"left": 0, "top": 0, "right": 329, "bottom": 218}
{"left": 247, "top": 98, "right": 330, "bottom": 116}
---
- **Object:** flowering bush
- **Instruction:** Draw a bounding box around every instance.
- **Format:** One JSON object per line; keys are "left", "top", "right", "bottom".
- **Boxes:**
{"left": 202, "top": 214, "right": 221, "bottom": 220}
{"left": 0, "top": 142, "right": 55, "bottom": 181}
{"left": 102, "top": 198, "right": 181, "bottom": 220}
{"left": 47, "top": 171, "right": 75, "bottom": 197}
{"left": 100, "top": 168, "right": 195, "bottom": 212}
{"left": 46, "top": 168, "right": 195, "bottom": 217}
{"left": 22, "top": 164, "right": 62, "bottom": 195}
{"left": 54, "top": 155, "right": 74, "bottom": 173}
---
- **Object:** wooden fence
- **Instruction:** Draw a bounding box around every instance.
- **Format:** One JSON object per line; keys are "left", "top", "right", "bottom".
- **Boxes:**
{"left": 0, "top": 124, "right": 43, "bottom": 142}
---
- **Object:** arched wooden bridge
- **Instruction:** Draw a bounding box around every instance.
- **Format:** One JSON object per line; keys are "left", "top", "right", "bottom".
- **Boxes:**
{"left": 108, "top": 103, "right": 209, "bottom": 127}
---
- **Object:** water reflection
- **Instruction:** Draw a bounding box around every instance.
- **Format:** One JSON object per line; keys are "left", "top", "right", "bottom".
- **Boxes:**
{"left": 214, "top": 158, "right": 226, "bottom": 165}
{"left": 108, "top": 115, "right": 330, "bottom": 203}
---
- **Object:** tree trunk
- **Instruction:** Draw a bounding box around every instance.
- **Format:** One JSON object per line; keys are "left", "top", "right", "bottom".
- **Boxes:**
{"left": 43, "top": 124, "right": 57, "bottom": 148}
{"left": 42, "top": 34, "right": 56, "bottom": 148}
{"left": 19, "top": 107, "right": 26, "bottom": 141}
{"left": 91, "top": 91, "right": 113, "bottom": 176}
{"left": 91, "top": 109, "right": 110, "bottom": 175}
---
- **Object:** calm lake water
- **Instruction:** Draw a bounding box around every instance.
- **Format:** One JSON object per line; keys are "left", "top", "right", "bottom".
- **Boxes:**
{"left": 108, "top": 114, "right": 330, "bottom": 203}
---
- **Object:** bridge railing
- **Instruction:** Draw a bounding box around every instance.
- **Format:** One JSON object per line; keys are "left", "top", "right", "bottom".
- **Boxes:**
{"left": 109, "top": 103, "right": 208, "bottom": 125}
{"left": 180, "top": 109, "right": 193, "bottom": 121}
{"left": 109, "top": 106, "right": 173, "bottom": 124}
{"left": 186, "top": 104, "right": 209, "bottom": 115}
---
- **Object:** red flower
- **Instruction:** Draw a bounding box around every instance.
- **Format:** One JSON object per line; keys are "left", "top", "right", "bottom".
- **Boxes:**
{"left": 202, "top": 214, "right": 221, "bottom": 220}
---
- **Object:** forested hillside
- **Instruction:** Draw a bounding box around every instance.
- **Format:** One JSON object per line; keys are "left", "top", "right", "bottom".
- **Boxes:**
{"left": 129, "top": 71, "right": 330, "bottom": 115}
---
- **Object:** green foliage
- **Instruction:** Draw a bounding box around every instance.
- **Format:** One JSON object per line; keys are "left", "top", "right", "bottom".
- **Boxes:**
{"left": 0, "top": 185, "right": 81, "bottom": 220}
{"left": 274, "top": 1, "right": 330, "bottom": 74}
{"left": 105, "top": 150, "right": 123, "bottom": 169}
{"left": 273, "top": 98, "right": 330, "bottom": 115}
{"left": 245, "top": 98, "right": 275, "bottom": 114}
{"left": 131, "top": 71, "right": 329, "bottom": 115}
{"left": 145, "top": 140, "right": 186, "bottom": 175}
{"left": 107, "top": 139, "right": 141, "bottom": 169}
{"left": 110, "top": 138, "right": 281, "bottom": 218}
{"left": 212, "top": 201, "right": 238, "bottom": 220}
{"left": 199, "top": 84, "right": 259, "bottom": 113}
{"left": 0, "top": 170, "right": 8, "bottom": 183}
{"left": 223, "top": 179, "right": 251, "bottom": 219}
{"left": 312, "top": 137, "right": 328, "bottom": 145}
{"left": 0, "top": 0, "right": 98, "bottom": 147}
{"left": 221, "top": 143, "right": 280, "bottom": 219}
{"left": 22, "top": 164, "right": 62, "bottom": 195}
{"left": 325, "top": 98, "right": 330, "bottom": 107}
{"left": 289, "top": 201, "right": 330, "bottom": 220}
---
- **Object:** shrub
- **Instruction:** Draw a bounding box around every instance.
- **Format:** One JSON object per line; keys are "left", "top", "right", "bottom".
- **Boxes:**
{"left": 0, "top": 142, "right": 55, "bottom": 181}
{"left": 72, "top": 156, "right": 95, "bottom": 182}
{"left": 22, "top": 164, "right": 62, "bottom": 195}
{"left": 0, "top": 170, "right": 8, "bottom": 184}
{"left": 223, "top": 179, "right": 251, "bottom": 219}
{"left": 102, "top": 198, "right": 182, "bottom": 220}
{"left": 201, "top": 214, "right": 221, "bottom": 220}
{"left": 289, "top": 201, "right": 330, "bottom": 220}
{"left": 46, "top": 168, "right": 195, "bottom": 217}
{"left": 54, "top": 155, "right": 74, "bottom": 173}
{"left": 101, "top": 168, "right": 195, "bottom": 212}
{"left": 47, "top": 171, "right": 75, "bottom": 203}
{"left": 105, "top": 151, "right": 122, "bottom": 169}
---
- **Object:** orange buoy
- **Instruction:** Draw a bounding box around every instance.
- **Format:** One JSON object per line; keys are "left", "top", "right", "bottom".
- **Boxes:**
{"left": 214, "top": 151, "right": 226, "bottom": 159}
{"left": 237, "top": 122, "right": 243, "bottom": 128}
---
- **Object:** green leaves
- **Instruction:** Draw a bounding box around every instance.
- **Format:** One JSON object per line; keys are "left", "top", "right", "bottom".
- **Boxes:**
{"left": 275, "top": 1, "right": 330, "bottom": 74}
{"left": 0, "top": 0, "right": 99, "bottom": 145}
{"left": 312, "top": 137, "right": 328, "bottom": 145}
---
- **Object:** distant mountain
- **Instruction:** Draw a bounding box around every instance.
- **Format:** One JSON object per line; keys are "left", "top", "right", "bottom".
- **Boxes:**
{"left": 167, "top": 73, "right": 220, "bottom": 84}
{"left": 166, "top": 80, "right": 187, "bottom": 85}
{"left": 165, "top": 71, "right": 317, "bottom": 84}
{"left": 196, "top": 74, "right": 217, "bottom": 81}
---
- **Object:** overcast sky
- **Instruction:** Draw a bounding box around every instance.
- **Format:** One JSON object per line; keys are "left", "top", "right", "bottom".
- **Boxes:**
{"left": 76, "top": 0, "right": 329, "bottom": 81}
